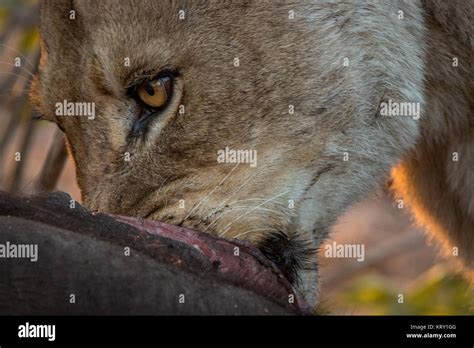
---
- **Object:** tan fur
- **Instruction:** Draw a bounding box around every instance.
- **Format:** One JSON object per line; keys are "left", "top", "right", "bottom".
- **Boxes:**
{"left": 392, "top": 0, "right": 474, "bottom": 270}
{"left": 31, "top": 0, "right": 473, "bottom": 306}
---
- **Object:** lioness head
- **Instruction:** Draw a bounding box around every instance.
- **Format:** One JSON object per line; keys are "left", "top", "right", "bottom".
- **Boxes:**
{"left": 32, "top": 0, "right": 425, "bottom": 305}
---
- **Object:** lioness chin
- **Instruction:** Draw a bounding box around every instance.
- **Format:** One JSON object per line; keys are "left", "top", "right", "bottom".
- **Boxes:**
{"left": 31, "top": 0, "right": 474, "bottom": 308}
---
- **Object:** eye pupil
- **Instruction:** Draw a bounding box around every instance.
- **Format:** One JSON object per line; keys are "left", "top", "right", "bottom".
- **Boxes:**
{"left": 145, "top": 83, "right": 155, "bottom": 96}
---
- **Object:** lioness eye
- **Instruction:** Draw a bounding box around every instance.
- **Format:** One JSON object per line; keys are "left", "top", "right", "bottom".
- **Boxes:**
{"left": 137, "top": 76, "right": 172, "bottom": 108}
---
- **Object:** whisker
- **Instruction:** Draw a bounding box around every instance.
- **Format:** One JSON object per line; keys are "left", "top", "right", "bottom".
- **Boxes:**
{"left": 179, "top": 163, "right": 240, "bottom": 226}
{"left": 201, "top": 171, "right": 261, "bottom": 232}
{"left": 207, "top": 197, "right": 287, "bottom": 220}
{"left": 208, "top": 204, "right": 288, "bottom": 234}
{"left": 0, "top": 62, "right": 36, "bottom": 79}
{"left": 219, "top": 197, "right": 288, "bottom": 210}
{"left": 204, "top": 197, "right": 288, "bottom": 233}
{"left": 0, "top": 71, "right": 33, "bottom": 83}
{"left": 203, "top": 205, "right": 261, "bottom": 232}
{"left": 220, "top": 190, "right": 290, "bottom": 233}
{"left": 0, "top": 43, "right": 36, "bottom": 70}
{"left": 232, "top": 227, "right": 278, "bottom": 240}
{"left": 156, "top": 176, "right": 169, "bottom": 194}
{"left": 0, "top": 89, "right": 31, "bottom": 97}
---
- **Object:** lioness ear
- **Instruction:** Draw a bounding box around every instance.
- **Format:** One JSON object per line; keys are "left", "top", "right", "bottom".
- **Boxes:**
{"left": 31, "top": 0, "right": 85, "bottom": 122}
{"left": 40, "top": 0, "right": 83, "bottom": 54}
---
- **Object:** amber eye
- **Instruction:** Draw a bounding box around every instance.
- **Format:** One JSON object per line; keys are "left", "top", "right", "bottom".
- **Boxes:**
{"left": 137, "top": 75, "right": 172, "bottom": 108}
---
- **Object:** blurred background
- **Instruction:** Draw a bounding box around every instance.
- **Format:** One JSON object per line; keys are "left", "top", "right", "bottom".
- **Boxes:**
{"left": 1, "top": 0, "right": 472, "bottom": 315}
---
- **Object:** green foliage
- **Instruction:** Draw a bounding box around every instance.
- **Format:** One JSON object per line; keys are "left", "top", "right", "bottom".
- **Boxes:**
{"left": 0, "top": 6, "right": 8, "bottom": 30}
{"left": 19, "top": 27, "right": 39, "bottom": 52}
{"left": 335, "top": 267, "right": 474, "bottom": 315}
